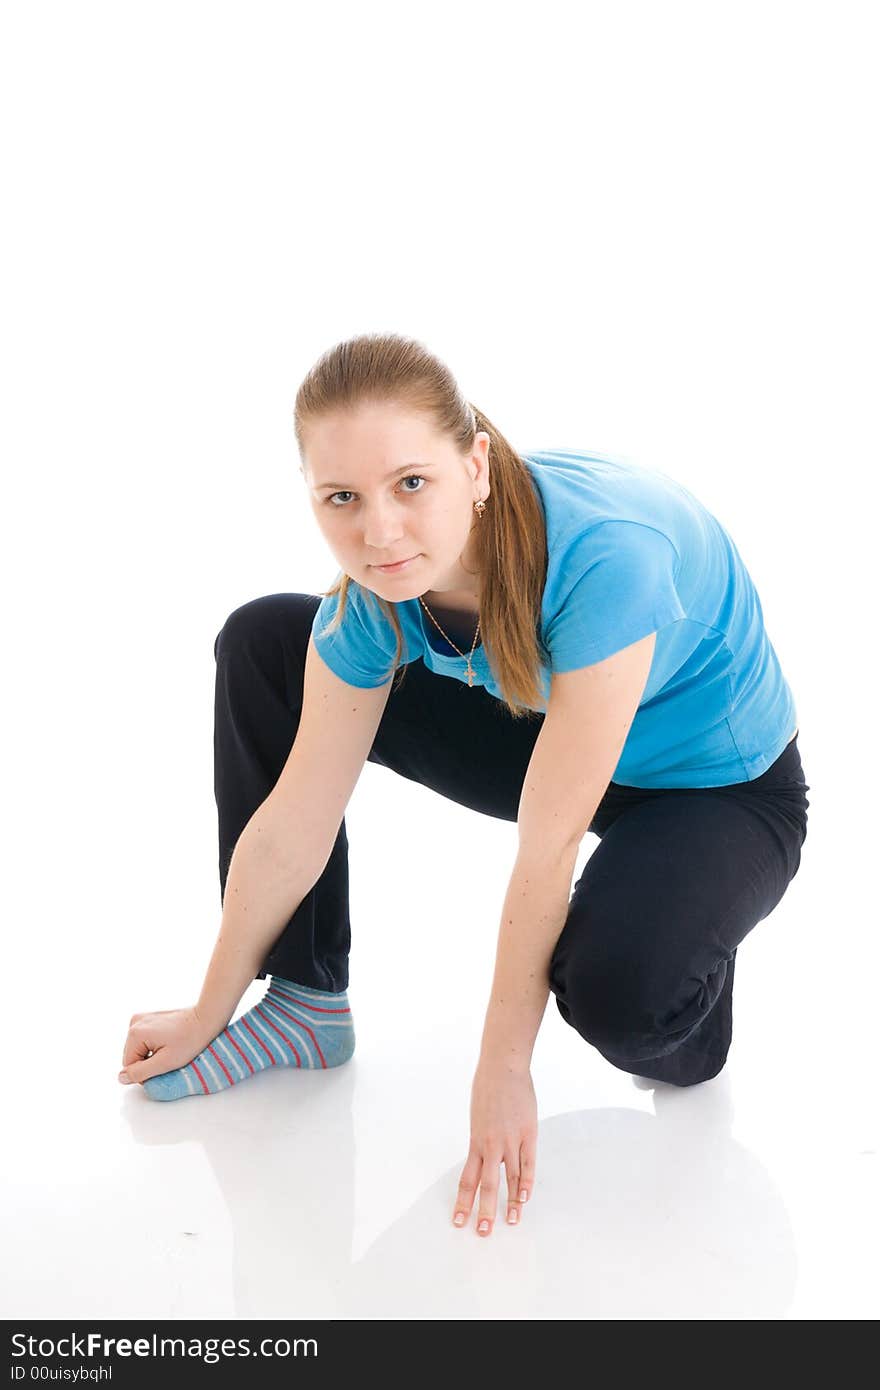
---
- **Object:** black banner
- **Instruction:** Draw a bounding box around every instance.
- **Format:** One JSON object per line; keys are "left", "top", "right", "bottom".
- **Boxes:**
{"left": 4, "top": 1321, "right": 551, "bottom": 1382}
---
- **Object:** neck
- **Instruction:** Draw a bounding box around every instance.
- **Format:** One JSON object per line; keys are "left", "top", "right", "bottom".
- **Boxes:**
{"left": 421, "top": 586, "right": 480, "bottom": 613}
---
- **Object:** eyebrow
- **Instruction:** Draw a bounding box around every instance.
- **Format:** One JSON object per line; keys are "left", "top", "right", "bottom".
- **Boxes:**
{"left": 313, "top": 463, "right": 435, "bottom": 491}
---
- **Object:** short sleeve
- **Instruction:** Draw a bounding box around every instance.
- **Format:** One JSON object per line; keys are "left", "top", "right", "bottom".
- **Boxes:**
{"left": 310, "top": 583, "right": 399, "bottom": 688}
{"left": 544, "top": 521, "right": 686, "bottom": 672}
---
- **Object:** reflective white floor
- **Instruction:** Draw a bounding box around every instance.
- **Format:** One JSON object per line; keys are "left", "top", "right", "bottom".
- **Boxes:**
{"left": 4, "top": 0, "right": 877, "bottom": 1330}
{"left": 3, "top": 747, "right": 877, "bottom": 1321}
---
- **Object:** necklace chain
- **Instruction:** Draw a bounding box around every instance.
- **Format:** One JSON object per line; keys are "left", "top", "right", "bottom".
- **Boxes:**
{"left": 418, "top": 596, "right": 481, "bottom": 687}
{"left": 415, "top": 496, "right": 486, "bottom": 688}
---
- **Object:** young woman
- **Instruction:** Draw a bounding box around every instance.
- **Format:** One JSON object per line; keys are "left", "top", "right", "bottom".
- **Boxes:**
{"left": 119, "top": 332, "right": 810, "bottom": 1239}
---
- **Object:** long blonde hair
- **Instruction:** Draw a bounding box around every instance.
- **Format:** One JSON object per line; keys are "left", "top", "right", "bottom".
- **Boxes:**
{"left": 294, "top": 332, "right": 549, "bottom": 719}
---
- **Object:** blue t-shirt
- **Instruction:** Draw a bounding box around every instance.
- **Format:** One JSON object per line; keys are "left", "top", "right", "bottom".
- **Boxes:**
{"left": 310, "top": 448, "right": 798, "bottom": 788}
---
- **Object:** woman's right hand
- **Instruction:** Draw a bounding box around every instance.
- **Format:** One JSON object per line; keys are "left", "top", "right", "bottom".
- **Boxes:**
{"left": 119, "top": 1006, "right": 217, "bottom": 1085}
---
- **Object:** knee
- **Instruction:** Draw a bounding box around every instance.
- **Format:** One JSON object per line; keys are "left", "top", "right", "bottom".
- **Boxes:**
{"left": 553, "top": 953, "right": 658, "bottom": 1051}
{"left": 551, "top": 945, "right": 716, "bottom": 1055}
{"left": 214, "top": 593, "right": 312, "bottom": 663}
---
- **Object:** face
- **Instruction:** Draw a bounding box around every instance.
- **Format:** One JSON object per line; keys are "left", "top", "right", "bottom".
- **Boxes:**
{"left": 301, "top": 402, "right": 491, "bottom": 602}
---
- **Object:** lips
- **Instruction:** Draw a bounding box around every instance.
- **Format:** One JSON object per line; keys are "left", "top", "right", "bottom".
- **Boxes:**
{"left": 373, "top": 555, "right": 419, "bottom": 572}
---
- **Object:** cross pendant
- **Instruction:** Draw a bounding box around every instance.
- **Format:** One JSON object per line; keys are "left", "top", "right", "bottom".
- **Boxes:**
{"left": 466, "top": 664, "right": 474, "bottom": 687}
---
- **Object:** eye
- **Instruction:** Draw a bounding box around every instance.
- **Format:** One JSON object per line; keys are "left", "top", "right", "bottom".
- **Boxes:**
{"left": 326, "top": 475, "right": 427, "bottom": 507}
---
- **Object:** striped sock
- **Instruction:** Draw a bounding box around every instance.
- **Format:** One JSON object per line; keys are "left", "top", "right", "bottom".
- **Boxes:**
{"left": 142, "top": 976, "right": 355, "bottom": 1101}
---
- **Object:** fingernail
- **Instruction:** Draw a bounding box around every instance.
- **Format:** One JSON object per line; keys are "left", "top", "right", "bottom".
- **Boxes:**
{"left": 508, "top": 1208, "right": 518, "bottom": 1224}
{"left": 453, "top": 1212, "right": 465, "bottom": 1227}
{"left": 478, "top": 1219, "right": 489, "bottom": 1233}
{"left": 118, "top": 1072, "right": 129, "bottom": 1083}
{"left": 520, "top": 1189, "right": 528, "bottom": 1202}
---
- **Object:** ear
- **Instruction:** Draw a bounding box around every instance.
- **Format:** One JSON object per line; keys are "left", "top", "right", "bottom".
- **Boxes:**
{"left": 473, "top": 430, "right": 491, "bottom": 488}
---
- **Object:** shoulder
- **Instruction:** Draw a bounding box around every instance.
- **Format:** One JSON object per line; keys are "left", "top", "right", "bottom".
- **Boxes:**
{"left": 543, "top": 522, "right": 685, "bottom": 672}
{"left": 547, "top": 520, "right": 680, "bottom": 593}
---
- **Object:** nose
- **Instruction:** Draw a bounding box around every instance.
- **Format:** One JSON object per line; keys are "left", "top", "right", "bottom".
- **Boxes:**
{"left": 361, "top": 497, "right": 407, "bottom": 552}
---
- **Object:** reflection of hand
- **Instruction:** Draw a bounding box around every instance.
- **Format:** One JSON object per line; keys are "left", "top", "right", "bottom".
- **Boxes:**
{"left": 119, "top": 1006, "right": 216, "bottom": 1085}
{"left": 452, "top": 1062, "right": 538, "bottom": 1237}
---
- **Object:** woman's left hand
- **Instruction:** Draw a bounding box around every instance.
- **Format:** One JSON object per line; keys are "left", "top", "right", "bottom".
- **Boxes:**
{"left": 452, "top": 1060, "right": 538, "bottom": 1236}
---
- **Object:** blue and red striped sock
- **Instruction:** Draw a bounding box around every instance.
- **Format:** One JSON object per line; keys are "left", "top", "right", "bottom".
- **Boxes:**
{"left": 143, "top": 976, "right": 355, "bottom": 1101}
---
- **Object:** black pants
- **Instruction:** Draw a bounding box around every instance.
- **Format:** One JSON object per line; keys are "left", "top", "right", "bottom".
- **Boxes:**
{"left": 214, "top": 593, "right": 811, "bottom": 1086}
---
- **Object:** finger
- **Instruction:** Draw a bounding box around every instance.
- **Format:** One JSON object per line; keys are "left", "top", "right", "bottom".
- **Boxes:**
{"left": 476, "top": 1157, "right": 502, "bottom": 1237}
{"left": 122, "top": 1021, "right": 141, "bottom": 1064}
{"left": 122, "top": 1032, "right": 151, "bottom": 1068}
{"left": 452, "top": 1151, "right": 482, "bottom": 1228}
{"left": 503, "top": 1150, "right": 522, "bottom": 1225}
{"left": 121, "top": 1049, "right": 168, "bottom": 1085}
{"left": 122, "top": 1018, "right": 152, "bottom": 1065}
{"left": 120, "top": 1034, "right": 161, "bottom": 1073}
{"left": 121, "top": 1045, "right": 173, "bottom": 1089}
{"left": 518, "top": 1137, "right": 537, "bottom": 1205}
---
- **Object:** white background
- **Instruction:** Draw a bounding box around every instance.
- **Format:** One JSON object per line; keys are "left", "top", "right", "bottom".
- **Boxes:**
{"left": 2, "top": 0, "right": 877, "bottom": 1320}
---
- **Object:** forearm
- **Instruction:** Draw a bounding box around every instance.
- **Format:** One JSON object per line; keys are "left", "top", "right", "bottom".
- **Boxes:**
{"left": 196, "top": 800, "right": 325, "bottom": 1035}
{"left": 478, "top": 843, "right": 580, "bottom": 1072}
